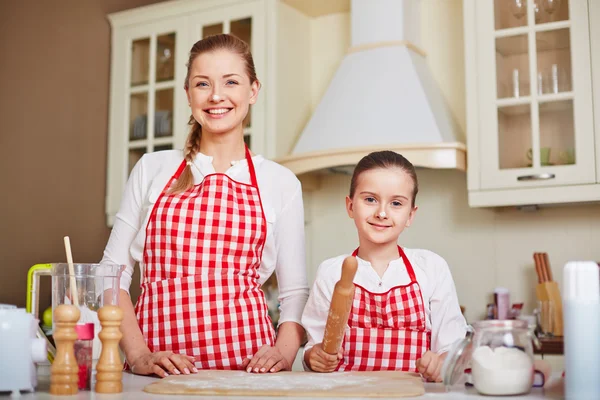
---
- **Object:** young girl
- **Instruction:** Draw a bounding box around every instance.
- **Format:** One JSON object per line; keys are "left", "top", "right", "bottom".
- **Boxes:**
{"left": 301, "top": 151, "right": 466, "bottom": 381}
{"left": 101, "top": 34, "right": 308, "bottom": 377}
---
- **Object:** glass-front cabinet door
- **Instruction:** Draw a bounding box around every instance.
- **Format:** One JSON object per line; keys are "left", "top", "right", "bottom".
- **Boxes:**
{"left": 477, "top": 0, "right": 594, "bottom": 190}
{"left": 106, "top": 18, "right": 188, "bottom": 225}
{"left": 128, "top": 31, "right": 178, "bottom": 173}
{"left": 188, "top": 1, "right": 266, "bottom": 155}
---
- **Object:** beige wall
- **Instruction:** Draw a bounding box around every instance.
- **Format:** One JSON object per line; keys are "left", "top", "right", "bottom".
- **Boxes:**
{"left": 0, "top": 0, "right": 164, "bottom": 310}
{"left": 305, "top": 1, "right": 600, "bottom": 323}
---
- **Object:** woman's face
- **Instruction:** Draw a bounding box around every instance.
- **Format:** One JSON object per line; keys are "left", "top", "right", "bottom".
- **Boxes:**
{"left": 346, "top": 167, "right": 417, "bottom": 247}
{"left": 186, "top": 49, "right": 259, "bottom": 136}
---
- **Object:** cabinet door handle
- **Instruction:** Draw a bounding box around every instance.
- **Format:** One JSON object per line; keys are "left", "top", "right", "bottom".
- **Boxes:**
{"left": 517, "top": 173, "right": 556, "bottom": 181}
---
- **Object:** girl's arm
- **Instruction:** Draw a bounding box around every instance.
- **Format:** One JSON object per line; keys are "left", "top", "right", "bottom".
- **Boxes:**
{"left": 301, "top": 262, "right": 336, "bottom": 370}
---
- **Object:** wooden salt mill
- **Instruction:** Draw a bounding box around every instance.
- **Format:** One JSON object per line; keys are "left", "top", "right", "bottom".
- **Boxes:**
{"left": 323, "top": 256, "right": 358, "bottom": 354}
{"left": 95, "top": 305, "right": 124, "bottom": 393}
{"left": 50, "top": 304, "right": 80, "bottom": 395}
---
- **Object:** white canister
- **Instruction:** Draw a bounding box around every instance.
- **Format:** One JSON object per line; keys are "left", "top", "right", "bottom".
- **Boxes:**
{"left": 563, "top": 261, "right": 600, "bottom": 400}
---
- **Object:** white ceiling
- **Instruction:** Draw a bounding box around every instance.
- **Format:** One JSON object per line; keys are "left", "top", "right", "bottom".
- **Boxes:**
{"left": 281, "top": 0, "right": 350, "bottom": 17}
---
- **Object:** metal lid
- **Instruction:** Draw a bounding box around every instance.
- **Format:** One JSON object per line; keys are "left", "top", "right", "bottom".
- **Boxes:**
{"left": 442, "top": 335, "right": 473, "bottom": 388}
{"left": 74, "top": 323, "right": 94, "bottom": 340}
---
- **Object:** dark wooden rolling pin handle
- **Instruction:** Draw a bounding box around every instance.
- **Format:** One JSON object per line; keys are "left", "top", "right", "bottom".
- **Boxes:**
{"left": 322, "top": 256, "right": 358, "bottom": 355}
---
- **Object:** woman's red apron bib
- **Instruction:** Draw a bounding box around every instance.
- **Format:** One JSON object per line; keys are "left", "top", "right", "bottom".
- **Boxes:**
{"left": 135, "top": 147, "right": 275, "bottom": 369}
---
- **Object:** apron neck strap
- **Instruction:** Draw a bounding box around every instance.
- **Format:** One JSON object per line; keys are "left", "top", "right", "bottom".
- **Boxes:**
{"left": 245, "top": 145, "right": 259, "bottom": 188}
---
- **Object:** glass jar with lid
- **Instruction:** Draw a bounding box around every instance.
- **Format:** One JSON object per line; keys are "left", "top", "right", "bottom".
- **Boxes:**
{"left": 442, "top": 320, "right": 544, "bottom": 396}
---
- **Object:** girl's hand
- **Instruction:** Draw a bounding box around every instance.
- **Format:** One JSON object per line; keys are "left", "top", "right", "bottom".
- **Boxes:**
{"left": 130, "top": 351, "right": 197, "bottom": 378}
{"left": 416, "top": 351, "right": 447, "bottom": 382}
{"left": 241, "top": 345, "right": 291, "bottom": 373}
{"left": 306, "top": 343, "right": 343, "bottom": 373}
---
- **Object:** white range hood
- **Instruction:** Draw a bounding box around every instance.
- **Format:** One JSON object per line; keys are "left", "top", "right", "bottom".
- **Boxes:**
{"left": 278, "top": 0, "right": 466, "bottom": 176}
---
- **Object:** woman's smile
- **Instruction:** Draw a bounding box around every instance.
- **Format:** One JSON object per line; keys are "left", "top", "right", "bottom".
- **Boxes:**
{"left": 203, "top": 107, "right": 233, "bottom": 119}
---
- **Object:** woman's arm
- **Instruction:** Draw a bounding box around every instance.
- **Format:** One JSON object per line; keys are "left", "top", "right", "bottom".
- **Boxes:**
{"left": 274, "top": 321, "right": 304, "bottom": 367}
{"left": 118, "top": 289, "right": 151, "bottom": 364}
{"left": 243, "top": 181, "right": 309, "bottom": 372}
{"left": 102, "top": 156, "right": 196, "bottom": 377}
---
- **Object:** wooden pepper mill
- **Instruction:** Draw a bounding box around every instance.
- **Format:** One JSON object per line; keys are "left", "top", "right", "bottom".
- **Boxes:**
{"left": 50, "top": 304, "right": 80, "bottom": 395}
{"left": 95, "top": 305, "right": 124, "bottom": 393}
{"left": 323, "top": 256, "right": 358, "bottom": 354}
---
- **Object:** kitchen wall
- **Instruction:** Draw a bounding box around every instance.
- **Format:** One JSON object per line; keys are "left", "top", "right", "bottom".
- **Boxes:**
{"left": 303, "top": 1, "right": 600, "bottom": 323}
{"left": 0, "top": 0, "right": 164, "bottom": 309}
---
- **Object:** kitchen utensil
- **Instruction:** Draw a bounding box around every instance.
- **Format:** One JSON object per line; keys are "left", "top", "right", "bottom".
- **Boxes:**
{"left": 95, "top": 305, "right": 124, "bottom": 394}
{"left": 50, "top": 304, "right": 80, "bottom": 395}
{"left": 63, "top": 237, "right": 79, "bottom": 307}
{"left": 0, "top": 306, "right": 47, "bottom": 395}
{"left": 144, "top": 370, "right": 425, "bottom": 397}
{"left": 533, "top": 252, "right": 563, "bottom": 335}
{"left": 537, "top": 300, "right": 554, "bottom": 337}
{"left": 442, "top": 320, "right": 543, "bottom": 396}
{"left": 323, "top": 256, "right": 358, "bottom": 355}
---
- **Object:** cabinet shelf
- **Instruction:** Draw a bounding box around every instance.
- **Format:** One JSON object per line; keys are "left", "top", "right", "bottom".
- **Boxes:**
{"left": 495, "top": 20, "right": 571, "bottom": 38}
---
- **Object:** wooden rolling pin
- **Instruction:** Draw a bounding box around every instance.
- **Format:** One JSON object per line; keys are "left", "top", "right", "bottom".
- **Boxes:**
{"left": 322, "top": 256, "right": 358, "bottom": 355}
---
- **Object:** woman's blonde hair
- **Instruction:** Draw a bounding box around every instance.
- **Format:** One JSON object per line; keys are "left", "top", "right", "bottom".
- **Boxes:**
{"left": 169, "top": 34, "right": 258, "bottom": 194}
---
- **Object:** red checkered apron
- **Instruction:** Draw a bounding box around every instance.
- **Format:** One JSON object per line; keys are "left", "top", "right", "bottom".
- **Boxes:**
{"left": 134, "top": 146, "right": 275, "bottom": 369}
{"left": 336, "top": 246, "right": 430, "bottom": 372}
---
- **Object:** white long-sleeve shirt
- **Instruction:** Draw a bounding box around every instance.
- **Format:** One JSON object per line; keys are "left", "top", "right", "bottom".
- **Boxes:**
{"left": 302, "top": 249, "right": 467, "bottom": 355}
{"left": 101, "top": 150, "right": 309, "bottom": 325}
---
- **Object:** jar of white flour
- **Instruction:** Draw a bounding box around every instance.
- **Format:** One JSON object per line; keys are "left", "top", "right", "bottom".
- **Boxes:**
{"left": 442, "top": 320, "right": 544, "bottom": 396}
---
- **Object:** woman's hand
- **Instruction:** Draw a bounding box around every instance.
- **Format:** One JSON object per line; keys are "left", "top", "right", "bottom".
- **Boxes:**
{"left": 241, "top": 345, "right": 291, "bottom": 373}
{"left": 130, "top": 351, "right": 198, "bottom": 378}
{"left": 416, "top": 351, "right": 447, "bottom": 382}
{"left": 305, "top": 343, "right": 342, "bottom": 373}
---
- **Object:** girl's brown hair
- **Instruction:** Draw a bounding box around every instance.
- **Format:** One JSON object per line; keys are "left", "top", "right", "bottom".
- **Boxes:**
{"left": 170, "top": 34, "right": 258, "bottom": 194}
{"left": 349, "top": 151, "right": 419, "bottom": 206}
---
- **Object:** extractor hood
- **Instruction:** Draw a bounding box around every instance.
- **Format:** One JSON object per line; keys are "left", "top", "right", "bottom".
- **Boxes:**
{"left": 277, "top": 0, "right": 466, "bottom": 176}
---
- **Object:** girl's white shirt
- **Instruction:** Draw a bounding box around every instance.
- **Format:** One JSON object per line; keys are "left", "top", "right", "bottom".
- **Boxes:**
{"left": 101, "top": 150, "right": 309, "bottom": 325}
{"left": 302, "top": 249, "right": 467, "bottom": 354}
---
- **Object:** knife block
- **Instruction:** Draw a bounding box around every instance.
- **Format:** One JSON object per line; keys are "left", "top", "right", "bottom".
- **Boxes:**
{"left": 535, "top": 281, "right": 563, "bottom": 336}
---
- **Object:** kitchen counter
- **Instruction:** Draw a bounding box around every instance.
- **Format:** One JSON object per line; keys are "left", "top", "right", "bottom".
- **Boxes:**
{"left": 10, "top": 366, "right": 564, "bottom": 399}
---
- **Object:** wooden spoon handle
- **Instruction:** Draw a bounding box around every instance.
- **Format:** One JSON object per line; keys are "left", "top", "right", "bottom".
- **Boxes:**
{"left": 533, "top": 253, "right": 543, "bottom": 284}
{"left": 322, "top": 256, "right": 358, "bottom": 355}
{"left": 542, "top": 253, "right": 553, "bottom": 282}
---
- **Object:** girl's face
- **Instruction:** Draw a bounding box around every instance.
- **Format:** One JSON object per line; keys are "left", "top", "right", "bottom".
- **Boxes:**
{"left": 346, "top": 167, "right": 417, "bottom": 247}
{"left": 186, "top": 49, "right": 259, "bottom": 136}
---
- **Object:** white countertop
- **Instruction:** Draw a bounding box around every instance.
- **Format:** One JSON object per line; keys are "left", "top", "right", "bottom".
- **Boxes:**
{"left": 12, "top": 366, "right": 565, "bottom": 399}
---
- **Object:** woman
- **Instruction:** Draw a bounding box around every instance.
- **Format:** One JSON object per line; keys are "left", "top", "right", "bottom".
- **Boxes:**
{"left": 101, "top": 34, "right": 308, "bottom": 377}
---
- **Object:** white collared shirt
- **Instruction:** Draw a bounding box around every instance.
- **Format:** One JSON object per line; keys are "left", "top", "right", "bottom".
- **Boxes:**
{"left": 302, "top": 249, "right": 467, "bottom": 354}
{"left": 101, "top": 150, "right": 309, "bottom": 325}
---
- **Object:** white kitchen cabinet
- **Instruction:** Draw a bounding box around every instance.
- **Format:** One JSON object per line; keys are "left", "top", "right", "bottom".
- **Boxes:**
{"left": 464, "top": 0, "right": 600, "bottom": 207}
{"left": 105, "top": 0, "right": 310, "bottom": 225}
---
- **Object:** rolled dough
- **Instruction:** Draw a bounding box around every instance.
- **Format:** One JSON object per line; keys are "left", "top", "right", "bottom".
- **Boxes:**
{"left": 143, "top": 370, "right": 425, "bottom": 397}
